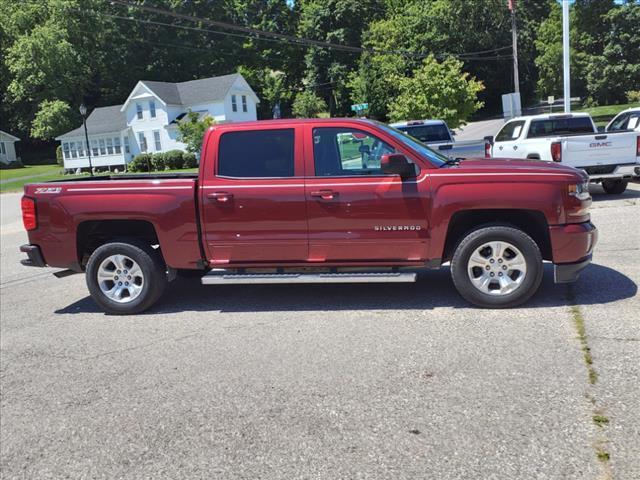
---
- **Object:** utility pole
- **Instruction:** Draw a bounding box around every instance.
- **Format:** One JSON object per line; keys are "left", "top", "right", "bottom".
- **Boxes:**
{"left": 562, "top": 0, "right": 571, "bottom": 112}
{"left": 509, "top": 0, "right": 519, "bottom": 93}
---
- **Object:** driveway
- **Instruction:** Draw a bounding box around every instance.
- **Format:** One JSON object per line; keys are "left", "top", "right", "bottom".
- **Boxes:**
{"left": 1, "top": 186, "right": 638, "bottom": 479}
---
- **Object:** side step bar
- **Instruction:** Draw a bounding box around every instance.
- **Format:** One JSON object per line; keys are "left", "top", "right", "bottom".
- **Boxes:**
{"left": 201, "top": 272, "right": 417, "bottom": 285}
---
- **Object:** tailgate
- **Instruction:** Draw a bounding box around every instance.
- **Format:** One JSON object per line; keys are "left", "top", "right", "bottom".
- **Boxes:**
{"left": 562, "top": 132, "right": 638, "bottom": 167}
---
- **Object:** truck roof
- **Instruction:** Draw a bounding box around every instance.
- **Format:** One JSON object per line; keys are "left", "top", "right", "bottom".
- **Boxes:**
{"left": 388, "top": 119, "right": 446, "bottom": 128}
{"left": 208, "top": 117, "right": 379, "bottom": 132}
{"left": 509, "top": 112, "right": 592, "bottom": 122}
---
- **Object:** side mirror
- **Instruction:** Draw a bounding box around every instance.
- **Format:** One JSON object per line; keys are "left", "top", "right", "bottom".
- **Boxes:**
{"left": 484, "top": 135, "right": 494, "bottom": 145}
{"left": 381, "top": 154, "right": 417, "bottom": 178}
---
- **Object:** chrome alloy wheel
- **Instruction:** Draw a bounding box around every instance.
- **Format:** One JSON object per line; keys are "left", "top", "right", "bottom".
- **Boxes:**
{"left": 97, "top": 254, "right": 144, "bottom": 303}
{"left": 467, "top": 241, "right": 527, "bottom": 296}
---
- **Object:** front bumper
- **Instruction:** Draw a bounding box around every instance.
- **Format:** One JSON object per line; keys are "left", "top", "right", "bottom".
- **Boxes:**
{"left": 554, "top": 255, "right": 592, "bottom": 283}
{"left": 20, "top": 244, "right": 47, "bottom": 267}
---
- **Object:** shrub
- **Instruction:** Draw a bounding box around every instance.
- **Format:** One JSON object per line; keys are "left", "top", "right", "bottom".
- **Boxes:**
{"left": 626, "top": 90, "right": 640, "bottom": 103}
{"left": 128, "top": 153, "right": 153, "bottom": 172}
{"left": 151, "top": 152, "right": 166, "bottom": 171}
{"left": 163, "top": 149, "right": 184, "bottom": 169}
{"left": 56, "top": 145, "right": 63, "bottom": 166}
{"left": 182, "top": 152, "right": 197, "bottom": 168}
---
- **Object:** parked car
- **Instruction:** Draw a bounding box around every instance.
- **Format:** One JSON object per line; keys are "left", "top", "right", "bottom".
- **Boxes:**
{"left": 605, "top": 107, "right": 640, "bottom": 132}
{"left": 390, "top": 119, "right": 490, "bottom": 159}
{"left": 20, "top": 118, "right": 596, "bottom": 314}
{"left": 488, "top": 113, "right": 640, "bottom": 194}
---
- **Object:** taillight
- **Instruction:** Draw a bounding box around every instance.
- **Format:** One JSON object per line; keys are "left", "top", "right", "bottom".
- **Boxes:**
{"left": 484, "top": 141, "right": 491, "bottom": 158}
{"left": 21, "top": 196, "right": 37, "bottom": 231}
{"left": 551, "top": 142, "right": 562, "bottom": 162}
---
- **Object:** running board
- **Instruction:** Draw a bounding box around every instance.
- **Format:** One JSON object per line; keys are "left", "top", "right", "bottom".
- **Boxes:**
{"left": 201, "top": 272, "right": 417, "bottom": 285}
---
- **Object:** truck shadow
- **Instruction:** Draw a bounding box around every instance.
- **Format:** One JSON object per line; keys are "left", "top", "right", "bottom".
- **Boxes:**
{"left": 55, "top": 263, "right": 636, "bottom": 315}
{"left": 589, "top": 184, "right": 640, "bottom": 201}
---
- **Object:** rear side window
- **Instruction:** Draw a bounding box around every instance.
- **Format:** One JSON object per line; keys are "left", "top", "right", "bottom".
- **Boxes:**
{"left": 218, "top": 129, "right": 295, "bottom": 178}
{"left": 527, "top": 117, "right": 594, "bottom": 138}
{"left": 397, "top": 124, "right": 451, "bottom": 143}
{"left": 495, "top": 121, "right": 525, "bottom": 142}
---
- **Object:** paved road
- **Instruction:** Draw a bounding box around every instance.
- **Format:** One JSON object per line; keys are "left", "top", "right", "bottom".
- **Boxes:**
{"left": 454, "top": 118, "right": 505, "bottom": 142}
{"left": 1, "top": 185, "right": 638, "bottom": 479}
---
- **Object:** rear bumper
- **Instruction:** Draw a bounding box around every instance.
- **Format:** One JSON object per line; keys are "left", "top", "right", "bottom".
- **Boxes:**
{"left": 582, "top": 164, "right": 640, "bottom": 182}
{"left": 554, "top": 255, "right": 592, "bottom": 283}
{"left": 19, "top": 244, "right": 47, "bottom": 267}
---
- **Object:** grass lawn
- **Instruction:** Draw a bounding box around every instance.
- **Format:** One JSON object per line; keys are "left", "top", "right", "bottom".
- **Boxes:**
{"left": 576, "top": 102, "right": 640, "bottom": 126}
{"left": 0, "top": 164, "right": 61, "bottom": 181}
{"left": 0, "top": 168, "right": 198, "bottom": 193}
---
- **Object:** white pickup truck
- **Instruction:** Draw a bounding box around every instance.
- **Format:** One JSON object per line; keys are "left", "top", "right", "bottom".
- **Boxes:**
{"left": 390, "top": 119, "right": 489, "bottom": 160}
{"left": 489, "top": 112, "right": 640, "bottom": 194}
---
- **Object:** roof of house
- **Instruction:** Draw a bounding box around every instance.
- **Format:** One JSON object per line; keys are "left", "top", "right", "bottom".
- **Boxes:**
{"left": 57, "top": 105, "right": 126, "bottom": 139}
{"left": 0, "top": 130, "right": 20, "bottom": 141}
{"left": 142, "top": 73, "right": 243, "bottom": 106}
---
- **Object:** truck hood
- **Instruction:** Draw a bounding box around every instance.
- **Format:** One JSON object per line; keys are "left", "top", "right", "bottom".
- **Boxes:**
{"left": 445, "top": 157, "right": 587, "bottom": 181}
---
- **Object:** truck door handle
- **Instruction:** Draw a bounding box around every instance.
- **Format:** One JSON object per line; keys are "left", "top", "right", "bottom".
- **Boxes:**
{"left": 499, "top": 146, "right": 504, "bottom": 150}
{"left": 513, "top": 146, "right": 518, "bottom": 150}
{"left": 207, "top": 192, "right": 234, "bottom": 203}
{"left": 310, "top": 189, "right": 338, "bottom": 200}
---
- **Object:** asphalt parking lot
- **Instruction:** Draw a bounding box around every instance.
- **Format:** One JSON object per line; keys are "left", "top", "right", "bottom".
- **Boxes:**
{"left": 1, "top": 184, "right": 638, "bottom": 479}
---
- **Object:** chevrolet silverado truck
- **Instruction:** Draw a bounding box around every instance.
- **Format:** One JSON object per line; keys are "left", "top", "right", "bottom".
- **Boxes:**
{"left": 488, "top": 112, "right": 640, "bottom": 194}
{"left": 20, "top": 119, "right": 597, "bottom": 314}
{"left": 390, "top": 119, "right": 490, "bottom": 159}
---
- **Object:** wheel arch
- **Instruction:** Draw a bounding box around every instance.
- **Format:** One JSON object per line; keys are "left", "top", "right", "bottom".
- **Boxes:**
{"left": 442, "top": 209, "right": 552, "bottom": 262}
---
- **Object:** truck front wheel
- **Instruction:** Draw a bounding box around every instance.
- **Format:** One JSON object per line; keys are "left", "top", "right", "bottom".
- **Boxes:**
{"left": 450, "top": 226, "right": 543, "bottom": 308}
{"left": 85, "top": 241, "right": 167, "bottom": 315}
{"left": 601, "top": 179, "right": 627, "bottom": 195}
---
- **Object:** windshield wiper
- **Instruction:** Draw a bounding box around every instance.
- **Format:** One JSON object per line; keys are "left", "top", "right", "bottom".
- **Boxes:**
{"left": 440, "top": 158, "right": 461, "bottom": 168}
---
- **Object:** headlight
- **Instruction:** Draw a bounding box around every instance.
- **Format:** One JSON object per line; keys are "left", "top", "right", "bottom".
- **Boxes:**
{"left": 568, "top": 182, "right": 590, "bottom": 201}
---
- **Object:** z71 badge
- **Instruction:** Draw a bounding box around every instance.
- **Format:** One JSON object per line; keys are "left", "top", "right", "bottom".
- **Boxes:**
{"left": 34, "top": 187, "right": 62, "bottom": 194}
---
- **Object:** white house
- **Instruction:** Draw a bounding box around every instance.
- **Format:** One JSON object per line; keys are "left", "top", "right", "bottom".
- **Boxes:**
{"left": 56, "top": 73, "right": 259, "bottom": 170}
{"left": 0, "top": 130, "right": 20, "bottom": 165}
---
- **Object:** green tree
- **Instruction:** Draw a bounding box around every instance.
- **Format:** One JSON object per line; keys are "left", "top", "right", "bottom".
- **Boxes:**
{"left": 31, "top": 100, "right": 74, "bottom": 140}
{"left": 176, "top": 111, "right": 215, "bottom": 154}
{"left": 387, "top": 56, "right": 484, "bottom": 128}
{"left": 292, "top": 90, "right": 328, "bottom": 117}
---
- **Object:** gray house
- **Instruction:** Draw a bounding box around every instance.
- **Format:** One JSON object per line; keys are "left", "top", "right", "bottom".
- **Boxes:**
{"left": 0, "top": 130, "right": 20, "bottom": 165}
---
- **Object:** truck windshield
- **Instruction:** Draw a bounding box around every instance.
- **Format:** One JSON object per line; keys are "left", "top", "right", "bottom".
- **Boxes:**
{"left": 376, "top": 123, "right": 449, "bottom": 167}
{"left": 528, "top": 117, "right": 595, "bottom": 138}
{"left": 395, "top": 124, "right": 452, "bottom": 143}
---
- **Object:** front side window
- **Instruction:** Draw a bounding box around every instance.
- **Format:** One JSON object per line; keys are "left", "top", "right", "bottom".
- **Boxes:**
{"left": 312, "top": 128, "right": 395, "bottom": 176}
{"left": 242, "top": 95, "right": 247, "bottom": 113}
{"left": 136, "top": 103, "right": 143, "bottom": 120}
{"left": 149, "top": 101, "right": 156, "bottom": 118}
{"left": 153, "top": 130, "right": 161, "bottom": 151}
{"left": 218, "top": 129, "right": 294, "bottom": 178}
{"left": 528, "top": 117, "right": 594, "bottom": 138}
{"left": 231, "top": 94, "right": 237, "bottom": 112}
{"left": 496, "top": 121, "right": 526, "bottom": 142}
{"left": 138, "top": 132, "right": 147, "bottom": 152}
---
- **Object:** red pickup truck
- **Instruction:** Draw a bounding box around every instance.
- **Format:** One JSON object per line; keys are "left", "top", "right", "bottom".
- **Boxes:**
{"left": 20, "top": 119, "right": 597, "bottom": 314}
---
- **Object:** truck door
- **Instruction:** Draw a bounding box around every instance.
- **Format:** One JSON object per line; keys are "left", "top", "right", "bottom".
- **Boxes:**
{"left": 493, "top": 120, "right": 526, "bottom": 158}
{"left": 304, "top": 125, "right": 430, "bottom": 262}
{"left": 200, "top": 126, "right": 307, "bottom": 265}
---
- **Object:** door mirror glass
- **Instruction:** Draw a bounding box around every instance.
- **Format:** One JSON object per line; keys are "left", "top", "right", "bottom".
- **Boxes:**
{"left": 381, "top": 154, "right": 417, "bottom": 178}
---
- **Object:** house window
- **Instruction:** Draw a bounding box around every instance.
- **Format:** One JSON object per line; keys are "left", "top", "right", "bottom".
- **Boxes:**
{"left": 99, "top": 139, "right": 106, "bottom": 155}
{"left": 114, "top": 137, "right": 121, "bottom": 154}
{"left": 62, "top": 142, "right": 69, "bottom": 159}
{"left": 124, "top": 136, "right": 130, "bottom": 154}
{"left": 149, "top": 101, "right": 156, "bottom": 118}
{"left": 136, "top": 103, "right": 143, "bottom": 120}
{"left": 0, "top": 142, "right": 5, "bottom": 155}
{"left": 79, "top": 141, "right": 86, "bottom": 157}
{"left": 138, "top": 132, "right": 147, "bottom": 152}
{"left": 153, "top": 130, "right": 161, "bottom": 151}
{"left": 231, "top": 94, "right": 237, "bottom": 112}
{"left": 106, "top": 138, "right": 113, "bottom": 155}
{"left": 91, "top": 139, "right": 99, "bottom": 156}
{"left": 70, "top": 142, "right": 77, "bottom": 158}
{"left": 242, "top": 95, "right": 247, "bottom": 113}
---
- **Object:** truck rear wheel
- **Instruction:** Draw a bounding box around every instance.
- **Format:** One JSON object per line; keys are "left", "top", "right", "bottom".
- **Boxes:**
{"left": 450, "top": 226, "right": 543, "bottom": 308}
{"left": 85, "top": 241, "right": 167, "bottom": 315}
{"left": 602, "top": 179, "right": 627, "bottom": 195}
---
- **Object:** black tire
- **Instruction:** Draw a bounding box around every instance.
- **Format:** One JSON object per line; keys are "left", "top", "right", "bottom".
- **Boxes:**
{"left": 450, "top": 225, "right": 543, "bottom": 308}
{"left": 602, "top": 179, "right": 627, "bottom": 195}
{"left": 85, "top": 241, "right": 167, "bottom": 315}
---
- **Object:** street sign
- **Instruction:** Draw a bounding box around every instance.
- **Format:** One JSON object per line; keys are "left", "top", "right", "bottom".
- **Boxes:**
{"left": 547, "top": 95, "right": 555, "bottom": 105}
{"left": 351, "top": 103, "right": 369, "bottom": 112}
